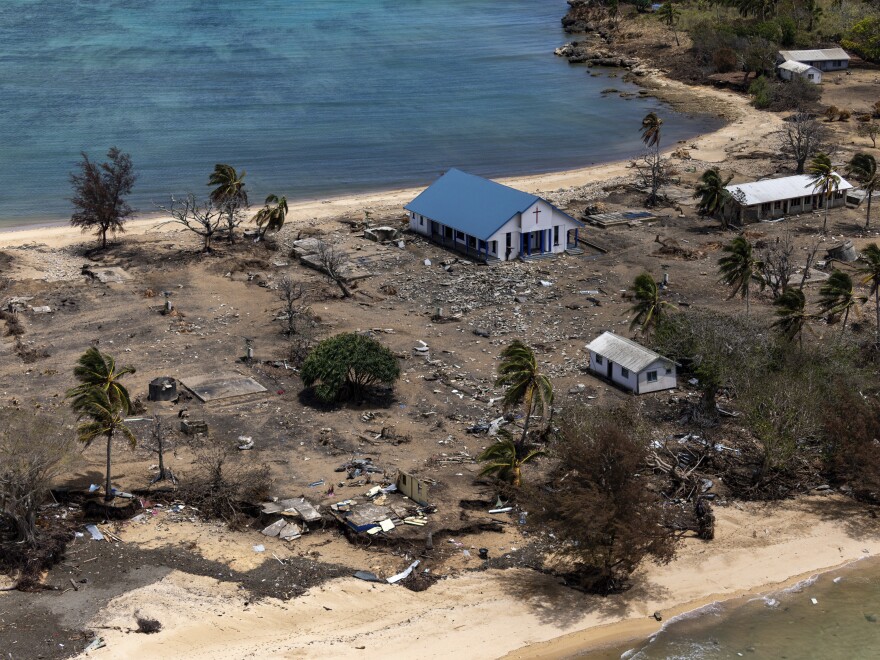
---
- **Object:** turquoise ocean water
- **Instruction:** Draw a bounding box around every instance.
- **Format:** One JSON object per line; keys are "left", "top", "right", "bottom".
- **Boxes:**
{"left": 0, "top": 0, "right": 719, "bottom": 226}
{"left": 589, "top": 558, "right": 880, "bottom": 659}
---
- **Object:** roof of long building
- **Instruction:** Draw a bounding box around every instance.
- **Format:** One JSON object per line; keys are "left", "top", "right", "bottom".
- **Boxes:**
{"left": 726, "top": 173, "right": 853, "bottom": 206}
{"left": 779, "top": 48, "right": 850, "bottom": 62}
{"left": 404, "top": 168, "right": 579, "bottom": 241}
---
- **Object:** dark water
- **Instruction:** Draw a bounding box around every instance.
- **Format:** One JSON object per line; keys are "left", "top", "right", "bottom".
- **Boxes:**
{"left": 0, "top": 0, "right": 720, "bottom": 226}
{"left": 588, "top": 558, "right": 880, "bottom": 660}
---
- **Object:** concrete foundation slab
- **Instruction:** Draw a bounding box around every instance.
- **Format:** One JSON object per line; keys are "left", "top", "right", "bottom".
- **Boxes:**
{"left": 180, "top": 372, "right": 267, "bottom": 402}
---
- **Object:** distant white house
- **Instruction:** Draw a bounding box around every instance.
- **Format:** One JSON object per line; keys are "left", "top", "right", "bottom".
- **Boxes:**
{"left": 405, "top": 168, "right": 585, "bottom": 262}
{"left": 725, "top": 173, "right": 853, "bottom": 222}
{"left": 777, "top": 60, "right": 822, "bottom": 84}
{"left": 778, "top": 48, "right": 849, "bottom": 72}
{"left": 586, "top": 332, "right": 677, "bottom": 395}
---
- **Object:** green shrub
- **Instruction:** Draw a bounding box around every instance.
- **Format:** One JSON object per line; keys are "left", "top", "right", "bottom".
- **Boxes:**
{"left": 300, "top": 333, "right": 400, "bottom": 402}
{"left": 749, "top": 76, "right": 774, "bottom": 109}
{"left": 842, "top": 17, "right": 880, "bottom": 63}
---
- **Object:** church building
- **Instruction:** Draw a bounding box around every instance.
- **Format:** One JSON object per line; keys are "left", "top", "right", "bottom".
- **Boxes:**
{"left": 405, "top": 168, "right": 585, "bottom": 262}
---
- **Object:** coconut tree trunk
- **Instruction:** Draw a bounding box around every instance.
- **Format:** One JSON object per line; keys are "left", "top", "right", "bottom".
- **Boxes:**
{"left": 746, "top": 280, "right": 751, "bottom": 316}
{"left": 867, "top": 194, "right": 873, "bottom": 230}
{"left": 519, "top": 403, "right": 533, "bottom": 454}
{"left": 823, "top": 195, "right": 829, "bottom": 233}
{"left": 101, "top": 226, "right": 108, "bottom": 250}
{"left": 842, "top": 306, "right": 850, "bottom": 334}
{"left": 104, "top": 431, "right": 114, "bottom": 502}
{"left": 876, "top": 287, "right": 880, "bottom": 345}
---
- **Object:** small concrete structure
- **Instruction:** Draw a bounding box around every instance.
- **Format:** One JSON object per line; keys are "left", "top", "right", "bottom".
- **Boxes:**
{"left": 364, "top": 226, "right": 401, "bottom": 243}
{"left": 397, "top": 471, "right": 430, "bottom": 506}
{"left": 826, "top": 240, "right": 858, "bottom": 263}
{"left": 778, "top": 48, "right": 849, "bottom": 72}
{"left": 778, "top": 60, "right": 822, "bottom": 84}
{"left": 82, "top": 265, "right": 131, "bottom": 284}
{"left": 586, "top": 332, "right": 677, "bottom": 394}
{"left": 180, "top": 372, "right": 267, "bottom": 403}
{"left": 725, "top": 173, "right": 853, "bottom": 222}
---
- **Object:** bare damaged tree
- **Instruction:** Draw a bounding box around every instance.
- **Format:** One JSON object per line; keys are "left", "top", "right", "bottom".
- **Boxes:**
{"left": 775, "top": 112, "right": 831, "bottom": 174}
{"left": 158, "top": 194, "right": 225, "bottom": 252}
{"left": 147, "top": 416, "right": 177, "bottom": 485}
{"left": 0, "top": 409, "right": 75, "bottom": 546}
{"left": 758, "top": 233, "right": 796, "bottom": 299}
{"left": 277, "top": 275, "right": 304, "bottom": 337}
{"left": 315, "top": 241, "right": 352, "bottom": 298}
{"left": 70, "top": 147, "right": 136, "bottom": 249}
{"left": 276, "top": 275, "right": 318, "bottom": 365}
{"left": 634, "top": 152, "right": 676, "bottom": 207}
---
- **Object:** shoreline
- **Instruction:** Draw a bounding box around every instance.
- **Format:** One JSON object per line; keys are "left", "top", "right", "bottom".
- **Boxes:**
{"left": 1, "top": 77, "right": 769, "bottom": 251}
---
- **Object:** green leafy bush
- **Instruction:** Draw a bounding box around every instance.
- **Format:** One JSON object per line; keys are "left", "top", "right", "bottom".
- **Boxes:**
{"left": 300, "top": 333, "right": 400, "bottom": 402}
{"left": 842, "top": 17, "right": 880, "bottom": 63}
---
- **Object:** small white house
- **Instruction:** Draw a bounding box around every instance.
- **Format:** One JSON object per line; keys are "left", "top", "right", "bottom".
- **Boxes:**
{"left": 586, "top": 332, "right": 677, "bottom": 395}
{"left": 725, "top": 172, "right": 853, "bottom": 222}
{"left": 778, "top": 48, "right": 849, "bottom": 72}
{"left": 778, "top": 60, "right": 822, "bottom": 84}
{"left": 405, "top": 168, "right": 585, "bottom": 262}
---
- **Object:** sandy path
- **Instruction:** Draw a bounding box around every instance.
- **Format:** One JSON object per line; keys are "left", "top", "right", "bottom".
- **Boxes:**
{"left": 78, "top": 497, "right": 880, "bottom": 659}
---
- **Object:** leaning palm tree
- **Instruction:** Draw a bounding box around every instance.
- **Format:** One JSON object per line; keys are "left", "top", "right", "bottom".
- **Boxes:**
{"left": 857, "top": 243, "right": 880, "bottom": 343}
{"left": 657, "top": 1, "right": 681, "bottom": 46}
{"left": 67, "top": 346, "right": 135, "bottom": 413}
{"left": 772, "top": 288, "right": 810, "bottom": 348}
{"left": 208, "top": 164, "right": 248, "bottom": 242}
{"left": 478, "top": 430, "right": 545, "bottom": 488}
{"left": 718, "top": 236, "right": 764, "bottom": 315}
{"left": 640, "top": 112, "right": 662, "bottom": 150}
{"left": 694, "top": 167, "right": 734, "bottom": 226}
{"left": 807, "top": 153, "right": 841, "bottom": 233}
{"left": 818, "top": 270, "right": 864, "bottom": 334}
{"left": 254, "top": 194, "right": 289, "bottom": 239}
{"left": 629, "top": 272, "right": 675, "bottom": 335}
{"left": 495, "top": 340, "right": 553, "bottom": 451}
{"left": 847, "top": 153, "right": 878, "bottom": 230}
{"left": 71, "top": 387, "right": 136, "bottom": 502}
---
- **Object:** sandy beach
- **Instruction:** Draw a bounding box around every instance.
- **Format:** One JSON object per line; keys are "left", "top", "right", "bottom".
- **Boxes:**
{"left": 69, "top": 496, "right": 880, "bottom": 659}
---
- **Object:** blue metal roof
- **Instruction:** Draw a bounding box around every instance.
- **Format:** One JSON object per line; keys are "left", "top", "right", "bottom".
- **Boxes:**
{"left": 405, "top": 169, "right": 541, "bottom": 241}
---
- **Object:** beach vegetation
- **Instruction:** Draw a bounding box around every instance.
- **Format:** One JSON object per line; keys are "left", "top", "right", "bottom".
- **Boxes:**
{"left": 818, "top": 270, "right": 864, "bottom": 333}
{"left": 254, "top": 194, "right": 289, "bottom": 239}
{"left": 629, "top": 272, "right": 675, "bottom": 335}
{"left": 807, "top": 152, "right": 841, "bottom": 233}
{"left": 718, "top": 236, "right": 764, "bottom": 315}
{"left": 69, "top": 147, "right": 136, "bottom": 249}
{"left": 67, "top": 347, "right": 136, "bottom": 503}
{"left": 159, "top": 194, "right": 226, "bottom": 252}
{"left": 657, "top": 1, "right": 682, "bottom": 45}
{"left": 639, "top": 112, "right": 665, "bottom": 206}
{"left": 477, "top": 430, "right": 545, "bottom": 489}
{"left": 772, "top": 288, "right": 810, "bottom": 346}
{"left": 525, "top": 405, "right": 678, "bottom": 594}
{"left": 300, "top": 333, "right": 400, "bottom": 403}
{"left": 495, "top": 340, "right": 554, "bottom": 450}
{"left": 693, "top": 167, "right": 733, "bottom": 223}
{"left": 208, "top": 163, "right": 249, "bottom": 243}
{"left": 857, "top": 242, "right": 880, "bottom": 343}
{"left": 0, "top": 409, "right": 76, "bottom": 547}
{"left": 847, "top": 153, "right": 878, "bottom": 228}
{"left": 775, "top": 112, "right": 831, "bottom": 175}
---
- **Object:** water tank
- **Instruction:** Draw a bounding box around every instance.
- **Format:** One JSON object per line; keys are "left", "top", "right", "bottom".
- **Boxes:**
{"left": 148, "top": 377, "right": 177, "bottom": 402}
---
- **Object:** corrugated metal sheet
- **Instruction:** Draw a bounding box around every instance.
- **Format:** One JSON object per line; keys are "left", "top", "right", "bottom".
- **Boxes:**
{"left": 726, "top": 173, "right": 853, "bottom": 207}
{"left": 404, "top": 169, "right": 539, "bottom": 241}
{"left": 779, "top": 48, "right": 850, "bottom": 62}
{"left": 586, "top": 332, "right": 671, "bottom": 373}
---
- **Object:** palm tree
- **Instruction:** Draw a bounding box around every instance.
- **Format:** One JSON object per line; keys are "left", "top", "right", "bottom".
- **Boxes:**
{"left": 208, "top": 164, "right": 248, "bottom": 243}
{"left": 807, "top": 153, "right": 841, "bottom": 233}
{"left": 818, "top": 270, "right": 864, "bottom": 334}
{"left": 657, "top": 1, "right": 681, "bottom": 46}
{"left": 847, "top": 153, "right": 878, "bottom": 230}
{"left": 772, "top": 288, "right": 810, "bottom": 347}
{"left": 67, "top": 346, "right": 135, "bottom": 412}
{"left": 254, "top": 194, "right": 289, "bottom": 239}
{"left": 640, "top": 112, "right": 662, "bottom": 150}
{"left": 693, "top": 168, "right": 734, "bottom": 225}
{"left": 66, "top": 347, "right": 136, "bottom": 502}
{"left": 857, "top": 243, "right": 880, "bottom": 343}
{"left": 718, "top": 236, "right": 764, "bottom": 315}
{"left": 629, "top": 272, "right": 675, "bottom": 334}
{"left": 495, "top": 340, "right": 553, "bottom": 451}
{"left": 71, "top": 387, "right": 136, "bottom": 502}
{"left": 478, "top": 431, "right": 545, "bottom": 488}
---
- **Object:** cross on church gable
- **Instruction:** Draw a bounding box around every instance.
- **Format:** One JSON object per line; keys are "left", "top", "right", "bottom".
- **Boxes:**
{"left": 533, "top": 206, "right": 541, "bottom": 224}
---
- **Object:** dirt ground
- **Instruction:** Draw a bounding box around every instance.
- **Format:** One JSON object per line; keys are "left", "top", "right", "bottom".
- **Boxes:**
{"left": 2, "top": 49, "right": 879, "bottom": 660}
